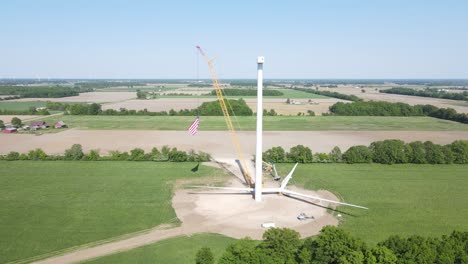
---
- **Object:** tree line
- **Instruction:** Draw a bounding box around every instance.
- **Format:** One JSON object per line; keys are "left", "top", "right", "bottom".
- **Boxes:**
{"left": 0, "top": 107, "right": 50, "bottom": 116}
{"left": 263, "top": 140, "right": 468, "bottom": 164}
{"left": 195, "top": 226, "right": 468, "bottom": 264}
{"left": 329, "top": 101, "right": 468, "bottom": 124}
{"left": 293, "top": 88, "right": 363, "bottom": 102}
{"left": 0, "top": 86, "right": 92, "bottom": 99}
{"left": 1, "top": 144, "right": 211, "bottom": 162}
{"left": 211, "top": 89, "right": 284, "bottom": 97}
{"left": 381, "top": 87, "right": 468, "bottom": 101}
{"left": 56, "top": 99, "right": 254, "bottom": 116}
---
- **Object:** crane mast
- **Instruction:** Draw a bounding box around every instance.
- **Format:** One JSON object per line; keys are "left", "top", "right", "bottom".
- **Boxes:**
{"left": 196, "top": 46, "right": 254, "bottom": 187}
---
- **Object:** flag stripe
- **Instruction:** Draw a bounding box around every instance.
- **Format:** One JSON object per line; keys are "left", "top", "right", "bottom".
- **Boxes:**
{"left": 188, "top": 116, "right": 200, "bottom": 135}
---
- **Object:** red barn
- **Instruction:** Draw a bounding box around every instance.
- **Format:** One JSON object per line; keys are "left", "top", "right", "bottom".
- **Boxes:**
{"left": 3, "top": 127, "right": 17, "bottom": 134}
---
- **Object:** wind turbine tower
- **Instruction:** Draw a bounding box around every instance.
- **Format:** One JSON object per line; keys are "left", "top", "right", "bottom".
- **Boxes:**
{"left": 255, "top": 56, "right": 264, "bottom": 202}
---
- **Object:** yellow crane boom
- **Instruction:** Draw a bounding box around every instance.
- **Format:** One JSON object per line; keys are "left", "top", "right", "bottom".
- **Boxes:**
{"left": 196, "top": 45, "right": 253, "bottom": 187}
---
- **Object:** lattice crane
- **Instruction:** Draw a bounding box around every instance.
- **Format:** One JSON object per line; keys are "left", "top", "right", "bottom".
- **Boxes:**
{"left": 196, "top": 45, "right": 254, "bottom": 187}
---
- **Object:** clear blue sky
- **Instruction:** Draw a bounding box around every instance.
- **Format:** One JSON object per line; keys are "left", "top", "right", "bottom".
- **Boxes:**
{"left": 1, "top": 0, "right": 467, "bottom": 79}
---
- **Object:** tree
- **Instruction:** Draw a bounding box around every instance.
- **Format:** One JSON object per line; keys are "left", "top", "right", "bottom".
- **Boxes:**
{"left": 288, "top": 145, "right": 313, "bottom": 163}
{"left": 87, "top": 103, "right": 102, "bottom": 115}
{"left": 370, "top": 140, "right": 409, "bottom": 164}
{"left": 6, "top": 151, "right": 20, "bottom": 161}
{"left": 136, "top": 89, "right": 147, "bottom": 99}
{"left": 424, "top": 141, "right": 445, "bottom": 164}
{"left": 343, "top": 145, "right": 373, "bottom": 163}
{"left": 0, "top": 120, "right": 4, "bottom": 129}
{"left": 218, "top": 238, "right": 260, "bottom": 264}
{"left": 129, "top": 148, "right": 146, "bottom": 161}
{"left": 449, "top": 140, "right": 468, "bottom": 164}
{"left": 258, "top": 228, "right": 301, "bottom": 264}
{"left": 329, "top": 146, "right": 343, "bottom": 162}
{"left": 195, "top": 247, "right": 214, "bottom": 264}
{"left": 304, "top": 226, "right": 366, "bottom": 264}
{"left": 263, "top": 146, "right": 286, "bottom": 163}
{"left": 307, "top": 110, "right": 315, "bottom": 116}
{"left": 370, "top": 246, "right": 397, "bottom": 264}
{"left": 408, "top": 141, "right": 427, "bottom": 164}
{"left": 64, "top": 144, "right": 84, "bottom": 160}
{"left": 11, "top": 117, "right": 22, "bottom": 127}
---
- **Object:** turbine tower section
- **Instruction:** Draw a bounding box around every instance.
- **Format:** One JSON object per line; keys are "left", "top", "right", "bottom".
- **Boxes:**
{"left": 255, "top": 56, "right": 264, "bottom": 202}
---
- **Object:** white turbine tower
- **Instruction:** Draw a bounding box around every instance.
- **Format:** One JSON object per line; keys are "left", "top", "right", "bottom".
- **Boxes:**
{"left": 193, "top": 56, "right": 368, "bottom": 210}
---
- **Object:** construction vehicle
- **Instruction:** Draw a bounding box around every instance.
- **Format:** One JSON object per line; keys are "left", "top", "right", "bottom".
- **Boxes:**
{"left": 196, "top": 46, "right": 254, "bottom": 187}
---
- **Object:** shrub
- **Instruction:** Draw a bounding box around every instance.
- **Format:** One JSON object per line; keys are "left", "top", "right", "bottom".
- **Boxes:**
{"left": 6, "top": 151, "right": 20, "bottom": 161}
{"left": 109, "top": 150, "right": 130, "bottom": 161}
{"left": 28, "top": 148, "right": 48, "bottom": 160}
{"left": 64, "top": 144, "right": 84, "bottom": 160}
{"left": 129, "top": 148, "right": 146, "bottom": 161}
{"left": 83, "top": 150, "right": 100, "bottom": 161}
{"left": 168, "top": 148, "right": 188, "bottom": 162}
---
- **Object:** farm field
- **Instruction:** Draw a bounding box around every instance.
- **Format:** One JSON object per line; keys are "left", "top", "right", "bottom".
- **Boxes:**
{"left": 0, "top": 161, "right": 228, "bottom": 263}
{"left": 321, "top": 86, "right": 468, "bottom": 113}
{"left": 282, "top": 163, "right": 468, "bottom": 244}
{"left": 84, "top": 234, "right": 234, "bottom": 264}
{"left": 38, "top": 115, "right": 468, "bottom": 131}
{"left": 0, "top": 101, "right": 46, "bottom": 111}
{"left": 10, "top": 92, "right": 136, "bottom": 103}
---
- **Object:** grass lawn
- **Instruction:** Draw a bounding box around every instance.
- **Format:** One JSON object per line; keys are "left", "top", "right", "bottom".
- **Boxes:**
{"left": 0, "top": 161, "right": 228, "bottom": 263}
{"left": 84, "top": 234, "right": 234, "bottom": 264}
{"left": 0, "top": 101, "right": 46, "bottom": 111}
{"left": 278, "top": 163, "right": 468, "bottom": 244}
{"left": 40, "top": 115, "right": 468, "bottom": 131}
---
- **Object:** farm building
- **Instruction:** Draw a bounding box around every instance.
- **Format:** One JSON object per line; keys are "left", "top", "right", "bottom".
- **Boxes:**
{"left": 3, "top": 127, "right": 17, "bottom": 134}
{"left": 31, "top": 121, "right": 49, "bottom": 130}
{"left": 54, "top": 121, "right": 67, "bottom": 128}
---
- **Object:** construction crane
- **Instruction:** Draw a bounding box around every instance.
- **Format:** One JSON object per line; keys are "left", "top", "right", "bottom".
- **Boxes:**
{"left": 196, "top": 45, "right": 254, "bottom": 187}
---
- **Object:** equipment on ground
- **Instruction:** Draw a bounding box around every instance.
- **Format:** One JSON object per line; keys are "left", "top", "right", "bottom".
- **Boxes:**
{"left": 263, "top": 161, "right": 280, "bottom": 181}
{"left": 297, "top": 213, "right": 314, "bottom": 221}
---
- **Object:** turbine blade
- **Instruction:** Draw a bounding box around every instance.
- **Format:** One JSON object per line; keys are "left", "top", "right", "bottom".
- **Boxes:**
{"left": 280, "top": 163, "right": 299, "bottom": 190}
{"left": 189, "top": 186, "right": 254, "bottom": 192}
{"left": 282, "top": 189, "right": 368, "bottom": 210}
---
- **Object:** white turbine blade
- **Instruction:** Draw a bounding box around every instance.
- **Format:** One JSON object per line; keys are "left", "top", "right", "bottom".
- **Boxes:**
{"left": 280, "top": 163, "right": 299, "bottom": 190}
{"left": 282, "top": 189, "right": 368, "bottom": 210}
{"left": 261, "top": 188, "right": 282, "bottom": 193}
{"left": 190, "top": 186, "right": 253, "bottom": 192}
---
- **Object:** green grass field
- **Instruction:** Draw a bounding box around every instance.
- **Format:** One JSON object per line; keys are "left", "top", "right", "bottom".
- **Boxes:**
{"left": 40, "top": 115, "right": 468, "bottom": 131}
{"left": 0, "top": 101, "right": 46, "bottom": 111}
{"left": 0, "top": 161, "right": 228, "bottom": 263}
{"left": 85, "top": 234, "right": 234, "bottom": 264}
{"left": 279, "top": 163, "right": 468, "bottom": 244}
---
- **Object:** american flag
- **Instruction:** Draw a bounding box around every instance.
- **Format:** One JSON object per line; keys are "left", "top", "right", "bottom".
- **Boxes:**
{"left": 188, "top": 115, "right": 200, "bottom": 135}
